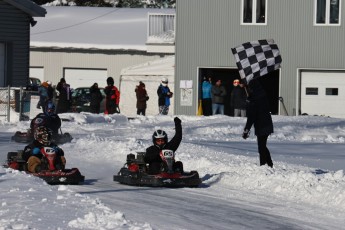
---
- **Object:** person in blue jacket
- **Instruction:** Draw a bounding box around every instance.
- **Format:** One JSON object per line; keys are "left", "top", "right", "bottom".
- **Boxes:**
{"left": 157, "top": 77, "right": 173, "bottom": 115}
{"left": 201, "top": 77, "right": 212, "bottom": 116}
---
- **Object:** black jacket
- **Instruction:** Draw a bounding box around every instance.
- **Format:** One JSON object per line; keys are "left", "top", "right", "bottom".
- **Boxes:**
{"left": 90, "top": 86, "right": 103, "bottom": 113}
{"left": 30, "top": 113, "right": 61, "bottom": 136}
{"left": 144, "top": 120, "right": 182, "bottom": 164}
{"left": 231, "top": 86, "right": 247, "bottom": 109}
{"left": 244, "top": 80, "right": 273, "bottom": 136}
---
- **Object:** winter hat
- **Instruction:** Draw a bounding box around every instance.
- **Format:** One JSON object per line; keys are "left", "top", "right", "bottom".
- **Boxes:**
{"left": 47, "top": 81, "right": 52, "bottom": 86}
{"left": 161, "top": 77, "right": 168, "bottom": 84}
{"left": 107, "top": 77, "right": 114, "bottom": 86}
{"left": 139, "top": 81, "right": 145, "bottom": 87}
{"left": 41, "top": 82, "right": 49, "bottom": 88}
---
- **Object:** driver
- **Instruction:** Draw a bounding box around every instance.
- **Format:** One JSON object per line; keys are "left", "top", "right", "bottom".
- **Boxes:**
{"left": 23, "top": 126, "right": 66, "bottom": 173}
{"left": 144, "top": 117, "right": 183, "bottom": 174}
{"left": 30, "top": 101, "right": 61, "bottom": 138}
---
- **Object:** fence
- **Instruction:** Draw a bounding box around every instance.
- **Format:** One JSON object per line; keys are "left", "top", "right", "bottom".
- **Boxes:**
{"left": 0, "top": 87, "right": 37, "bottom": 122}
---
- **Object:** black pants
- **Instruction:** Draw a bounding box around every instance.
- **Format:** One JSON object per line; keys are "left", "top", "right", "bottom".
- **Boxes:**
{"left": 137, "top": 108, "right": 146, "bottom": 116}
{"left": 257, "top": 135, "right": 273, "bottom": 167}
{"left": 202, "top": 98, "right": 212, "bottom": 116}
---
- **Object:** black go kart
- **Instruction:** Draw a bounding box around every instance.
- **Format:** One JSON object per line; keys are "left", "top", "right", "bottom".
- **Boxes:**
{"left": 5, "top": 148, "right": 84, "bottom": 185}
{"left": 11, "top": 129, "right": 72, "bottom": 145}
{"left": 113, "top": 150, "right": 201, "bottom": 188}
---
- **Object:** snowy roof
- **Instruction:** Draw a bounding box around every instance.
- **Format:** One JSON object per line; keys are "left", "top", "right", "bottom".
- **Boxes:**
{"left": 30, "top": 6, "right": 175, "bottom": 51}
{"left": 120, "top": 55, "right": 174, "bottom": 76}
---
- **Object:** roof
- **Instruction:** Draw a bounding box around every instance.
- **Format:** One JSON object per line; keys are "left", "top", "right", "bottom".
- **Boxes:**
{"left": 4, "top": 0, "right": 46, "bottom": 17}
{"left": 121, "top": 55, "right": 174, "bottom": 76}
{"left": 30, "top": 6, "right": 175, "bottom": 51}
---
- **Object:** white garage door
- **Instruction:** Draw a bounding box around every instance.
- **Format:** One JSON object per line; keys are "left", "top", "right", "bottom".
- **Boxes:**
{"left": 64, "top": 68, "right": 108, "bottom": 89}
{"left": 301, "top": 71, "right": 345, "bottom": 118}
{"left": 119, "top": 75, "right": 174, "bottom": 117}
{"left": 29, "top": 67, "right": 44, "bottom": 82}
{"left": 0, "top": 43, "right": 5, "bottom": 87}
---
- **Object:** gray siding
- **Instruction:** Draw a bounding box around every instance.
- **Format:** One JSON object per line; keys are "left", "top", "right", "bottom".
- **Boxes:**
{"left": 0, "top": 1, "right": 30, "bottom": 87}
{"left": 175, "top": 0, "right": 345, "bottom": 115}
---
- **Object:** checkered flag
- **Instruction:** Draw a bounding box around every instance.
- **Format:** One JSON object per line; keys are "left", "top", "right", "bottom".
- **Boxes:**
{"left": 231, "top": 39, "right": 282, "bottom": 84}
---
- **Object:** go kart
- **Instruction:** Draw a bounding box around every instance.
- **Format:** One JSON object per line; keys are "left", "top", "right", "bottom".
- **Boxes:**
{"left": 113, "top": 150, "right": 201, "bottom": 188}
{"left": 5, "top": 148, "right": 84, "bottom": 185}
{"left": 11, "top": 129, "right": 72, "bottom": 144}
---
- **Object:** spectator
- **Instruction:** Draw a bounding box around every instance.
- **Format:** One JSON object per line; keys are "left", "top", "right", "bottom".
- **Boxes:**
{"left": 89, "top": 83, "right": 104, "bottom": 114}
{"left": 157, "top": 77, "right": 173, "bottom": 115}
{"left": 211, "top": 79, "right": 227, "bottom": 115}
{"left": 56, "top": 78, "right": 72, "bottom": 114}
{"left": 135, "top": 81, "right": 149, "bottom": 116}
{"left": 242, "top": 79, "right": 274, "bottom": 168}
{"left": 37, "top": 82, "right": 49, "bottom": 112}
{"left": 201, "top": 77, "right": 212, "bottom": 116}
{"left": 104, "top": 77, "right": 120, "bottom": 114}
{"left": 231, "top": 79, "right": 247, "bottom": 117}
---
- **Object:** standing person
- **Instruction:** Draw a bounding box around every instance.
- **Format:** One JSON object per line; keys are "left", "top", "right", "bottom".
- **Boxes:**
{"left": 157, "top": 77, "right": 173, "bottom": 115}
{"left": 104, "top": 77, "right": 120, "bottom": 114}
{"left": 56, "top": 78, "right": 71, "bottom": 114}
{"left": 211, "top": 79, "right": 227, "bottom": 115}
{"left": 201, "top": 77, "right": 212, "bottom": 116}
{"left": 231, "top": 79, "right": 247, "bottom": 117}
{"left": 89, "top": 83, "right": 104, "bottom": 114}
{"left": 37, "top": 81, "right": 49, "bottom": 112}
{"left": 242, "top": 79, "right": 274, "bottom": 168}
{"left": 135, "top": 81, "right": 149, "bottom": 116}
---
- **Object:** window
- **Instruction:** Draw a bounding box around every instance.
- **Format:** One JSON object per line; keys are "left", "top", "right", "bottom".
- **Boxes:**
{"left": 242, "top": 0, "right": 267, "bottom": 25}
{"left": 326, "top": 88, "right": 338, "bottom": 95}
{"left": 306, "top": 87, "right": 319, "bottom": 95}
{"left": 315, "top": 0, "right": 341, "bottom": 25}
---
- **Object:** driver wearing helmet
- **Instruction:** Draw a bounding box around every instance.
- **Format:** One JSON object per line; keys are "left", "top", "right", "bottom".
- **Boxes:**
{"left": 144, "top": 117, "right": 183, "bottom": 174}
{"left": 30, "top": 101, "right": 61, "bottom": 138}
{"left": 23, "top": 126, "right": 66, "bottom": 173}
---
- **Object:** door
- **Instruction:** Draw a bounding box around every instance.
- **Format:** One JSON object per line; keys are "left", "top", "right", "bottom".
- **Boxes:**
{"left": 64, "top": 68, "right": 108, "bottom": 89}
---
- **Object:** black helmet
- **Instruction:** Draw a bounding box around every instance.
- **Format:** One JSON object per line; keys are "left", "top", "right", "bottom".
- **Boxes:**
{"left": 45, "top": 101, "right": 55, "bottom": 116}
{"left": 107, "top": 77, "right": 114, "bottom": 86}
{"left": 34, "top": 126, "right": 52, "bottom": 145}
{"left": 152, "top": 129, "right": 168, "bottom": 148}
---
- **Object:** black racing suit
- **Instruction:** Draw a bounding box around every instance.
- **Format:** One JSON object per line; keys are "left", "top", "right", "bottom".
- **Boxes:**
{"left": 23, "top": 140, "right": 64, "bottom": 162}
{"left": 144, "top": 118, "right": 182, "bottom": 174}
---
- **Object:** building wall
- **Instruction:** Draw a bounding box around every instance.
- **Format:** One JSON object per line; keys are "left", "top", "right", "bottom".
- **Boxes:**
{"left": 30, "top": 49, "right": 171, "bottom": 87}
{"left": 175, "top": 0, "right": 345, "bottom": 116}
{"left": 0, "top": 1, "right": 30, "bottom": 87}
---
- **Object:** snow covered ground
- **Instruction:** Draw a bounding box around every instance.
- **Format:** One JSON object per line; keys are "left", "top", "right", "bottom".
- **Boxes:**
{"left": 1, "top": 114, "right": 345, "bottom": 229}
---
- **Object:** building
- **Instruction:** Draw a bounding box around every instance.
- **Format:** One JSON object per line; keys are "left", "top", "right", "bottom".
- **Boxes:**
{"left": 174, "top": 0, "right": 345, "bottom": 118}
{"left": 30, "top": 6, "right": 175, "bottom": 90}
{"left": 0, "top": 0, "right": 46, "bottom": 87}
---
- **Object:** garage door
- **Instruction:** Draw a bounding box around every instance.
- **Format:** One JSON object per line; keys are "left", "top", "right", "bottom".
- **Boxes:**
{"left": 301, "top": 71, "right": 345, "bottom": 118}
{"left": 119, "top": 75, "right": 174, "bottom": 116}
{"left": 0, "top": 43, "right": 4, "bottom": 87}
{"left": 29, "top": 67, "right": 44, "bottom": 82}
{"left": 64, "top": 68, "right": 108, "bottom": 89}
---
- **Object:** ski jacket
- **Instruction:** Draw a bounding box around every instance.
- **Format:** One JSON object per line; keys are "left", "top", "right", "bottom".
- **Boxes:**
{"left": 244, "top": 80, "right": 273, "bottom": 136}
{"left": 23, "top": 140, "right": 64, "bottom": 162}
{"left": 104, "top": 85, "right": 120, "bottom": 114}
{"left": 157, "top": 84, "right": 172, "bottom": 106}
{"left": 30, "top": 113, "right": 61, "bottom": 136}
{"left": 202, "top": 81, "right": 212, "bottom": 99}
{"left": 144, "top": 119, "right": 182, "bottom": 165}
{"left": 56, "top": 82, "right": 71, "bottom": 113}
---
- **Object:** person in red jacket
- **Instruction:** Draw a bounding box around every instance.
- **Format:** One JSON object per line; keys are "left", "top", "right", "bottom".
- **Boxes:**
{"left": 104, "top": 77, "right": 120, "bottom": 114}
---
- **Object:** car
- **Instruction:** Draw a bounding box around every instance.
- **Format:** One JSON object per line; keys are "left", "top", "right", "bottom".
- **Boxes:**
{"left": 70, "top": 87, "right": 106, "bottom": 113}
{"left": 26, "top": 77, "right": 41, "bottom": 91}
